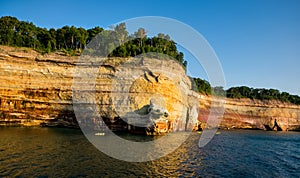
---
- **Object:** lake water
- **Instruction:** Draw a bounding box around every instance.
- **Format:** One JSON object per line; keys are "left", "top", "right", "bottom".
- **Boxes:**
{"left": 0, "top": 127, "right": 299, "bottom": 177}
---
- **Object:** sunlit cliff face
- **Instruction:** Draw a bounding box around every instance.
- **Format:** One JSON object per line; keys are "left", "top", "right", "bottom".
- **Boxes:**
{"left": 148, "top": 99, "right": 169, "bottom": 121}
{"left": 127, "top": 71, "right": 184, "bottom": 125}
{"left": 7, "top": 46, "right": 300, "bottom": 133}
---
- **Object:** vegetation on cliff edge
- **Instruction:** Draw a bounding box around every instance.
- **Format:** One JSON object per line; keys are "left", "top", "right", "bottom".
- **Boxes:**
{"left": 192, "top": 77, "right": 300, "bottom": 105}
{"left": 1, "top": 16, "right": 299, "bottom": 105}
{"left": 0, "top": 16, "right": 186, "bottom": 67}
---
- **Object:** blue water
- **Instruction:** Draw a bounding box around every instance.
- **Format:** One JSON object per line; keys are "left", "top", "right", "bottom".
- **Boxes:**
{"left": 0, "top": 127, "right": 299, "bottom": 177}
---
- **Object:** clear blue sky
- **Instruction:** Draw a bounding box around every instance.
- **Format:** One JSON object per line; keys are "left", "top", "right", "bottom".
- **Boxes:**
{"left": 1, "top": 0, "right": 300, "bottom": 95}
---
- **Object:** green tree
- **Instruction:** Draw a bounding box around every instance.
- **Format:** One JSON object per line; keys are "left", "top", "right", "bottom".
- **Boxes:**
{"left": 280, "top": 92, "right": 290, "bottom": 102}
{"left": 0, "top": 16, "right": 19, "bottom": 46}
{"left": 87, "top": 26, "right": 103, "bottom": 44}
{"left": 77, "top": 27, "right": 88, "bottom": 49}
{"left": 134, "top": 28, "right": 146, "bottom": 47}
{"left": 56, "top": 28, "right": 66, "bottom": 49}
{"left": 114, "top": 23, "right": 128, "bottom": 44}
{"left": 0, "top": 16, "right": 187, "bottom": 66}
{"left": 192, "top": 78, "right": 212, "bottom": 95}
{"left": 49, "top": 28, "right": 56, "bottom": 50}
{"left": 46, "top": 41, "right": 51, "bottom": 53}
{"left": 213, "top": 86, "right": 225, "bottom": 97}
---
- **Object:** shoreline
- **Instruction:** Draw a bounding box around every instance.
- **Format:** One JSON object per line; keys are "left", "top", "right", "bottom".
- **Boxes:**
{"left": 1, "top": 124, "right": 299, "bottom": 133}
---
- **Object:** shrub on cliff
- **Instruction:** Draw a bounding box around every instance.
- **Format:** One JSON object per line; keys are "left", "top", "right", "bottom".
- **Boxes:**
{"left": 226, "top": 86, "right": 300, "bottom": 105}
{"left": 0, "top": 16, "right": 187, "bottom": 66}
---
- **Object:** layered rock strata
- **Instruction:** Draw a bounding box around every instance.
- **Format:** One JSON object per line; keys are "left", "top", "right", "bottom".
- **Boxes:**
{"left": 0, "top": 46, "right": 199, "bottom": 134}
{"left": 198, "top": 95, "right": 300, "bottom": 131}
{"left": 1, "top": 46, "right": 299, "bottom": 132}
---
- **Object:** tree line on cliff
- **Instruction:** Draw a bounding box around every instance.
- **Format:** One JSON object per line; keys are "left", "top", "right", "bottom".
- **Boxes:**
{"left": 192, "top": 78, "right": 300, "bottom": 105}
{"left": 0, "top": 16, "right": 186, "bottom": 66}
{"left": 1, "top": 16, "right": 299, "bottom": 105}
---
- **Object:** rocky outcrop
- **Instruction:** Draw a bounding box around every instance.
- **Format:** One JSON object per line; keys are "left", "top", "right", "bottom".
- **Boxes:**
{"left": 0, "top": 46, "right": 300, "bottom": 132}
{"left": 72, "top": 54, "right": 199, "bottom": 134}
{"left": 0, "top": 46, "right": 78, "bottom": 127}
{"left": 198, "top": 95, "right": 300, "bottom": 131}
{"left": 0, "top": 46, "right": 199, "bottom": 134}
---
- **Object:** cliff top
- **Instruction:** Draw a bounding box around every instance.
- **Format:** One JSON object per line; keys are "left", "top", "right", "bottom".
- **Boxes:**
{"left": 1, "top": 45, "right": 299, "bottom": 110}
{"left": 0, "top": 45, "right": 79, "bottom": 63}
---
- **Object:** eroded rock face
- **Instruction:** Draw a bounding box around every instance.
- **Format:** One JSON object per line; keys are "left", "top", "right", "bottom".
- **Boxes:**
{"left": 0, "top": 46, "right": 78, "bottom": 127}
{"left": 73, "top": 56, "right": 199, "bottom": 134}
{"left": 0, "top": 46, "right": 199, "bottom": 134}
{"left": 198, "top": 95, "right": 300, "bottom": 131}
{"left": 1, "top": 46, "right": 300, "bottom": 132}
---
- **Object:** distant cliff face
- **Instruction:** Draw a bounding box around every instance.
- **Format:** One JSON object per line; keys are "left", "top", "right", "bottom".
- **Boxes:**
{"left": 198, "top": 95, "right": 300, "bottom": 131}
{"left": 1, "top": 46, "right": 300, "bottom": 132}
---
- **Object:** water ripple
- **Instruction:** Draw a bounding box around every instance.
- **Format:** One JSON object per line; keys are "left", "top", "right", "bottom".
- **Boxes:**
{"left": 0, "top": 128, "right": 299, "bottom": 177}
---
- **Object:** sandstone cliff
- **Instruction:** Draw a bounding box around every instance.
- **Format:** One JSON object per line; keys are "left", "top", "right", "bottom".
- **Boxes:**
{"left": 0, "top": 46, "right": 77, "bottom": 127}
{"left": 0, "top": 46, "right": 199, "bottom": 134}
{"left": 0, "top": 46, "right": 299, "bottom": 132}
{"left": 199, "top": 95, "right": 300, "bottom": 131}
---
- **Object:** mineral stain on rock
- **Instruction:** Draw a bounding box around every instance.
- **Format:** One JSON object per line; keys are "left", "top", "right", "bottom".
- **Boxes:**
{"left": 72, "top": 54, "right": 199, "bottom": 135}
{"left": 1, "top": 46, "right": 300, "bottom": 133}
